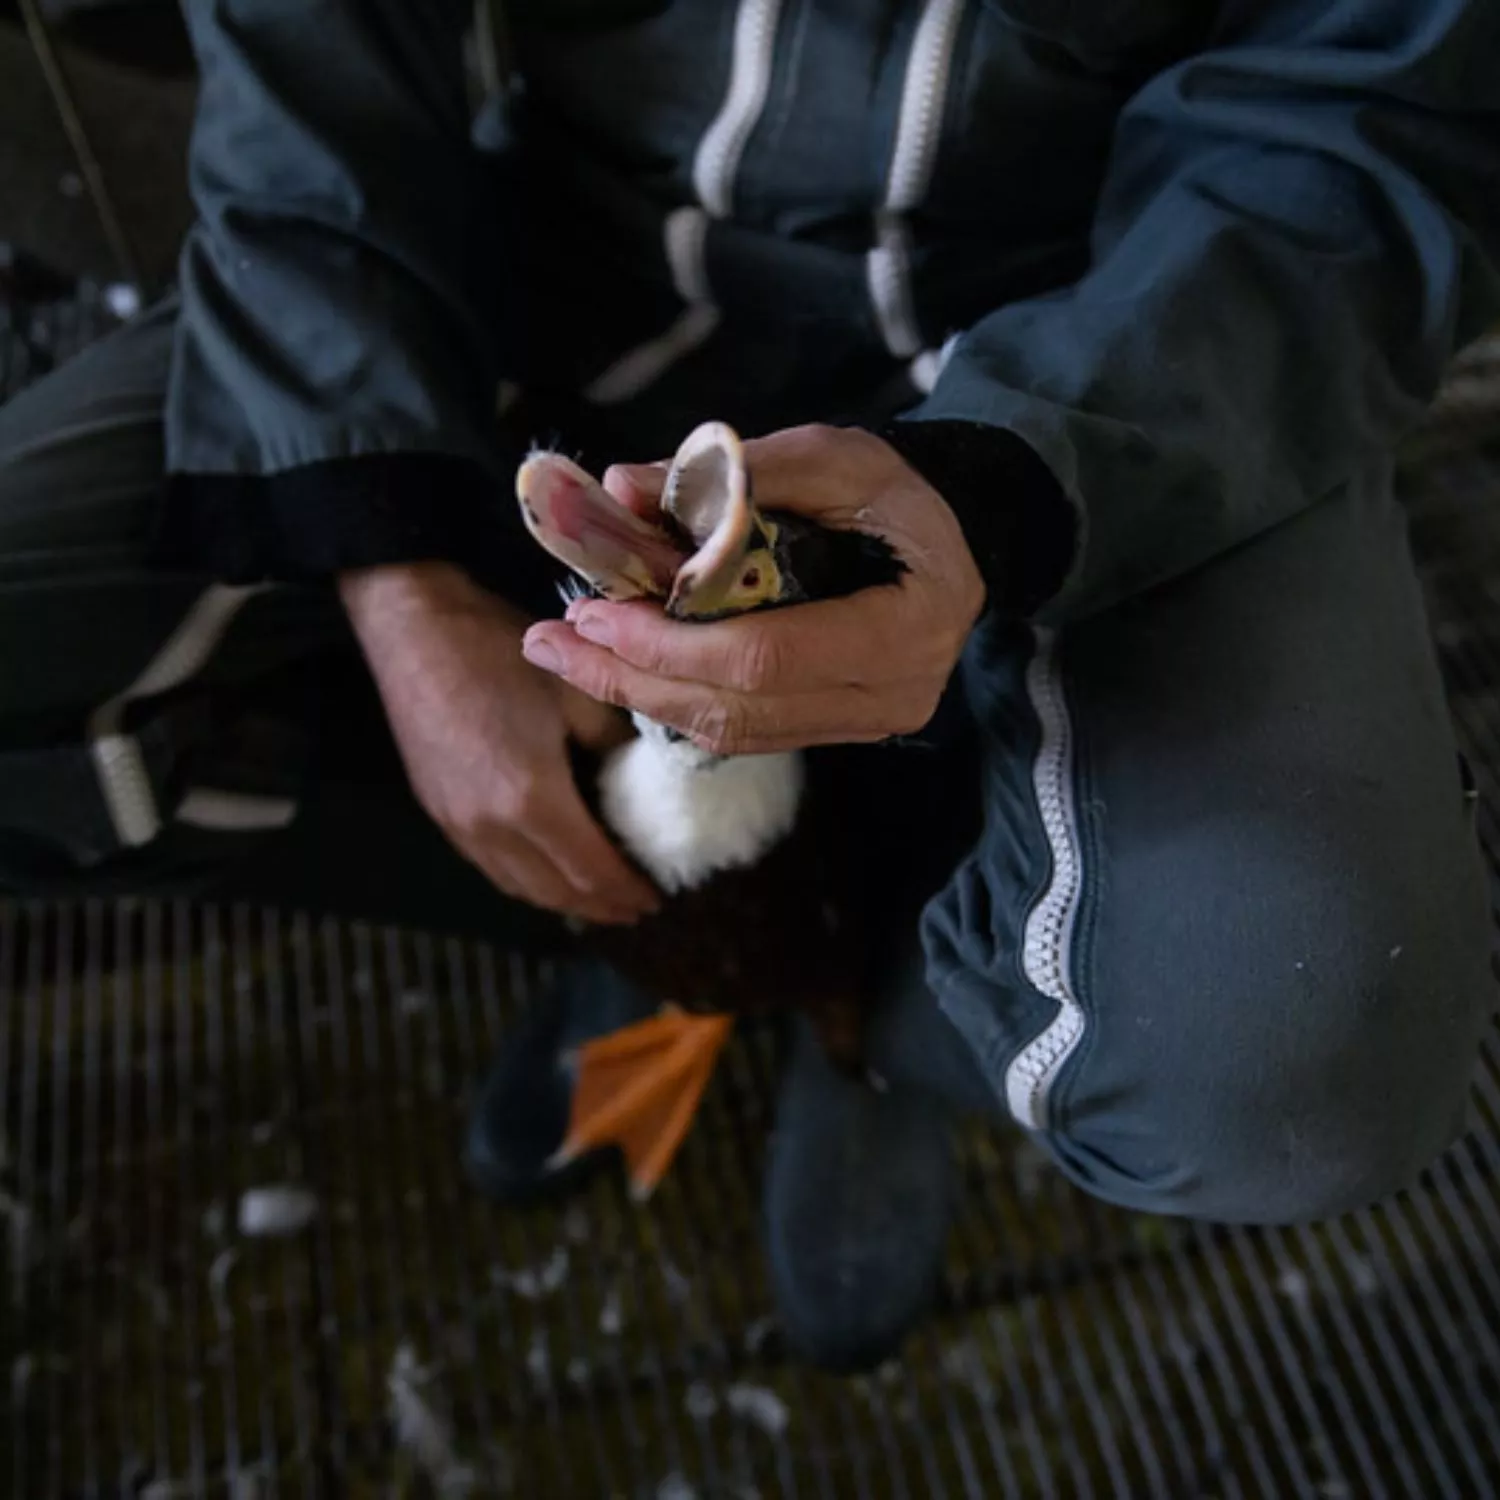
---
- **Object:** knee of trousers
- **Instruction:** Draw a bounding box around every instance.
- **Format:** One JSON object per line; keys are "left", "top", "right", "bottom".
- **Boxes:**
{"left": 929, "top": 829, "right": 1494, "bottom": 1225}
{"left": 1037, "top": 883, "right": 1493, "bottom": 1225}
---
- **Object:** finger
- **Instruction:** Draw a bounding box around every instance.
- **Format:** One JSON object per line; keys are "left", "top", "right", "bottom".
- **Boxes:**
{"left": 603, "top": 461, "right": 669, "bottom": 521}
{"left": 736, "top": 427, "right": 953, "bottom": 556}
{"left": 464, "top": 832, "right": 577, "bottom": 914}
{"left": 736, "top": 425, "right": 863, "bottom": 516}
{"left": 667, "top": 679, "right": 941, "bottom": 754}
{"left": 555, "top": 586, "right": 949, "bottom": 697}
{"left": 474, "top": 832, "right": 646, "bottom": 926}
{"left": 529, "top": 776, "right": 662, "bottom": 915}
{"left": 525, "top": 622, "right": 918, "bottom": 753}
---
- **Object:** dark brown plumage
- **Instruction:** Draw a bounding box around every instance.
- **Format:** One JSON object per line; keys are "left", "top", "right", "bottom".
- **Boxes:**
{"left": 586, "top": 752, "right": 869, "bottom": 1072}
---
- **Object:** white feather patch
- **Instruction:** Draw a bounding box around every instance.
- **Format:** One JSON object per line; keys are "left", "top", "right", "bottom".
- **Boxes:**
{"left": 599, "top": 725, "right": 803, "bottom": 894}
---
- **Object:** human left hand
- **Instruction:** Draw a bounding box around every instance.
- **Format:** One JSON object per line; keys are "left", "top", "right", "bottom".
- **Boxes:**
{"left": 519, "top": 425, "right": 986, "bottom": 756}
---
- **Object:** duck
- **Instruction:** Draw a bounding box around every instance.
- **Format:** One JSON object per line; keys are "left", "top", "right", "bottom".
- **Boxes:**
{"left": 514, "top": 421, "right": 903, "bottom": 1198}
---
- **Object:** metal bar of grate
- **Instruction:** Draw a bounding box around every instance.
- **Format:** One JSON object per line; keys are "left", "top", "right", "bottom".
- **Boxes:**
{"left": 262, "top": 908, "right": 327, "bottom": 1496}
{"left": 200, "top": 906, "right": 246, "bottom": 1488}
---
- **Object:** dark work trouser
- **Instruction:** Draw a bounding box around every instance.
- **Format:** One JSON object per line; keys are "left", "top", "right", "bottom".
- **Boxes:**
{"left": 0, "top": 302, "right": 1491, "bottom": 1226}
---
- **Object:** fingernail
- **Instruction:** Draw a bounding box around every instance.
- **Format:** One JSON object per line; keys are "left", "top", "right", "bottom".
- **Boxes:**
{"left": 522, "top": 634, "right": 563, "bottom": 673}
{"left": 572, "top": 610, "right": 614, "bottom": 646}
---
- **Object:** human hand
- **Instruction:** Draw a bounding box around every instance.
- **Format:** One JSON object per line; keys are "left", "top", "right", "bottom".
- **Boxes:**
{"left": 519, "top": 425, "right": 985, "bottom": 755}
{"left": 340, "top": 562, "right": 660, "bottom": 924}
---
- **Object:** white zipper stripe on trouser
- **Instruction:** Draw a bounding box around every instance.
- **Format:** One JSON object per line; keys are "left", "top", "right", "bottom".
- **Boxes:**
{"left": 88, "top": 583, "right": 269, "bottom": 848}
{"left": 1006, "top": 627, "right": 1088, "bottom": 1129}
{"left": 868, "top": 0, "right": 966, "bottom": 362}
{"left": 586, "top": 0, "right": 781, "bottom": 406}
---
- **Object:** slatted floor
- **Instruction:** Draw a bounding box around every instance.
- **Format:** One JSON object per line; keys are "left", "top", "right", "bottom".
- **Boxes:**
{"left": 3, "top": 313, "right": 1500, "bottom": 1495}
{"left": 17, "top": 901, "right": 1500, "bottom": 1500}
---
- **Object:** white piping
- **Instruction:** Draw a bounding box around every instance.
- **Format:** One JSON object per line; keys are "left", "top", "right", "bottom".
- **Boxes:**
{"left": 177, "top": 788, "right": 298, "bottom": 833}
{"left": 1006, "top": 628, "right": 1087, "bottom": 1129}
{"left": 664, "top": 204, "right": 714, "bottom": 304}
{"left": 870, "top": 215, "right": 922, "bottom": 362}
{"left": 869, "top": 0, "right": 966, "bottom": 361}
{"left": 583, "top": 304, "right": 722, "bottom": 405}
{"left": 88, "top": 583, "right": 268, "bottom": 848}
{"left": 691, "top": 0, "right": 784, "bottom": 219}
{"left": 585, "top": 0, "right": 782, "bottom": 406}
{"left": 909, "top": 347, "right": 943, "bottom": 395}
{"left": 909, "top": 330, "right": 962, "bottom": 394}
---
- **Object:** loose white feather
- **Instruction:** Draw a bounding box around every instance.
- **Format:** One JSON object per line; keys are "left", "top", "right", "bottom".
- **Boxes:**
{"left": 237, "top": 1185, "right": 318, "bottom": 1238}
{"left": 726, "top": 1383, "right": 791, "bottom": 1438}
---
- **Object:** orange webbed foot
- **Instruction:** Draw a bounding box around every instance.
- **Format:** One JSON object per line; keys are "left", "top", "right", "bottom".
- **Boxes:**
{"left": 552, "top": 1008, "right": 734, "bottom": 1200}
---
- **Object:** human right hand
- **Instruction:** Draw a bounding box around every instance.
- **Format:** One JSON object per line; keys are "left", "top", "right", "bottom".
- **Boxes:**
{"left": 340, "top": 562, "right": 661, "bottom": 925}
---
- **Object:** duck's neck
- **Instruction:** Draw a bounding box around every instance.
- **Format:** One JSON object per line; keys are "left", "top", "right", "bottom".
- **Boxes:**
{"left": 597, "top": 718, "right": 804, "bottom": 896}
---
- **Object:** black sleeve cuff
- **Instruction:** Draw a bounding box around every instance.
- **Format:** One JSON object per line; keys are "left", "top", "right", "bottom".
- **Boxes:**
{"left": 155, "top": 453, "right": 556, "bottom": 613}
{"left": 875, "top": 419, "right": 1077, "bottom": 618}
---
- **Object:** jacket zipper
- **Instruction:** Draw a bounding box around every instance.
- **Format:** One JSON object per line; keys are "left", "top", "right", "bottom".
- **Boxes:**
{"left": 1006, "top": 628, "right": 1088, "bottom": 1130}
{"left": 869, "top": 0, "right": 967, "bottom": 360}
{"left": 586, "top": 0, "right": 782, "bottom": 405}
{"left": 692, "top": 0, "right": 785, "bottom": 219}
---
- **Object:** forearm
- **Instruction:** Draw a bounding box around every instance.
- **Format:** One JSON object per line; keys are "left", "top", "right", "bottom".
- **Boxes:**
{"left": 339, "top": 563, "right": 532, "bottom": 688}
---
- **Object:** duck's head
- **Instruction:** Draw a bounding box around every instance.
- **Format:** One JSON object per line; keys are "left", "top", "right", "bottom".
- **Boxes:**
{"left": 517, "top": 420, "right": 910, "bottom": 622}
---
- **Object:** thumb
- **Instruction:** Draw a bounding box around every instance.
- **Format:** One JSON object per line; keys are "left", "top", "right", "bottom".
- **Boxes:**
{"left": 736, "top": 425, "right": 864, "bottom": 522}
{"left": 603, "top": 461, "right": 669, "bottom": 521}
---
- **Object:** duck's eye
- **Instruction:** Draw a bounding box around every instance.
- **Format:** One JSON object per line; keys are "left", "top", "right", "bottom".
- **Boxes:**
{"left": 741, "top": 567, "right": 761, "bottom": 590}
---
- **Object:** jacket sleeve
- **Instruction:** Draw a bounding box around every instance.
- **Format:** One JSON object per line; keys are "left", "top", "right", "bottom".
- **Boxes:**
{"left": 899, "top": 0, "right": 1500, "bottom": 624}
{"left": 160, "top": 0, "right": 521, "bottom": 587}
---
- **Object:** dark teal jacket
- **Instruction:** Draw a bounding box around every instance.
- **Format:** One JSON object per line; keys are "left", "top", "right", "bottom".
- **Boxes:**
{"left": 162, "top": 0, "right": 1500, "bottom": 622}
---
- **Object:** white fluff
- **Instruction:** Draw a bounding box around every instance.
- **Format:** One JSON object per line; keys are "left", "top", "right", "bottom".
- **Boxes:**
{"left": 104, "top": 282, "right": 143, "bottom": 321}
{"left": 659, "top": 1255, "right": 693, "bottom": 1304}
{"left": 201, "top": 1201, "right": 227, "bottom": 1241}
{"left": 1, "top": 1188, "right": 35, "bottom": 1273}
{"left": 1347, "top": 1255, "right": 1381, "bottom": 1297}
{"left": 1276, "top": 1268, "right": 1312, "bottom": 1306}
{"left": 599, "top": 721, "right": 803, "bottom": 894}
{"left": 491, "top": 1247, "right": 569, "bottom": 1301}
{"left": 597, "top": 1285, "right": 624, "bottom": 1336}
{"left": 525, "top": 1334, "right": 552, "bottom": 1388}
{"left": 237, "top": 1186, "right": 318, "bottom": 1238}
{"left": 742, "top": 1315, "right": 778, "bottom": 1357}
{"left": 387, "top": 1343, "right": 480, "bottom": 1497}
{"left": 209, "top": 1248, "right": 239, "bottom": 1330}
{"left": 725, "top": 1383, "right": 791, "bottom": 1438}
{"left": 684, "top": 1381, "right": 719, "bottom": 1420}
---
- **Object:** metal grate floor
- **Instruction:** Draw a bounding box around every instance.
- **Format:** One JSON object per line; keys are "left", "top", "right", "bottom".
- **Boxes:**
{"left": 24, "top": 904, "right": 1500, "bottom": 1500}
{"left": 4, "top": 387, "right": 1500, "bottom": 1497}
